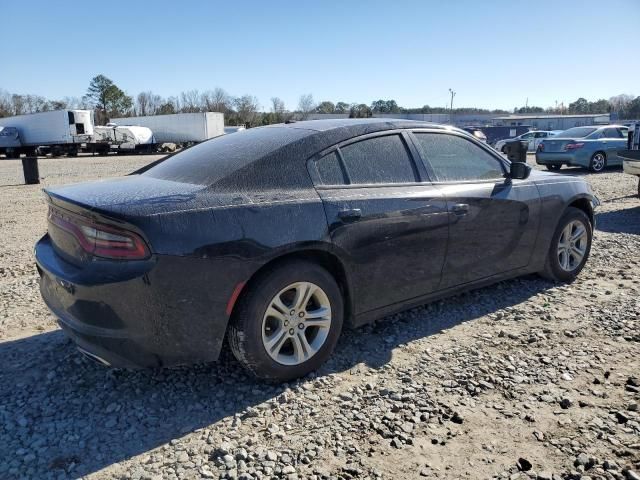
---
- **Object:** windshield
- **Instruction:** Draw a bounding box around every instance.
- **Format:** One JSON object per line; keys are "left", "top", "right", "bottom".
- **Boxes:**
{"left": 557, "top": 127, "right": 597, "bottom": 138}
{"left": 143, "top": 126, "right": 311, "bottom": 185}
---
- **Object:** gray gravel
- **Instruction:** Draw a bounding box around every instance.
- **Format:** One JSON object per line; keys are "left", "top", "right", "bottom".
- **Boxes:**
{"left": 0, "top": 153, "right": 638, "bottom": 479}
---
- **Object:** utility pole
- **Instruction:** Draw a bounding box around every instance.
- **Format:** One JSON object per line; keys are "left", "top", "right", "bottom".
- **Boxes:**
{"left": 448, "top": 88, "right": 456, "bottom": 124}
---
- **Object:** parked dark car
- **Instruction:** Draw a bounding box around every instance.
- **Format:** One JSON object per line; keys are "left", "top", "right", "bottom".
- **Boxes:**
{"left": 36, "top": 119, "right": 599, "bottom": 381}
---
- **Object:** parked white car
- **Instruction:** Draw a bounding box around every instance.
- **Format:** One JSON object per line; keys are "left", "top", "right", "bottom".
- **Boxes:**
{"left": 494, "top": 130, "right": 558, "bottom": 153}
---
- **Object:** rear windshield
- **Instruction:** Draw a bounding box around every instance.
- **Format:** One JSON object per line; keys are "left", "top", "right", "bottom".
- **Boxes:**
{"left": 143, "top": 126, "right": 311, "bottom": 185}
{"left": 557, "top": 127, "right": 597, "bottom": 138}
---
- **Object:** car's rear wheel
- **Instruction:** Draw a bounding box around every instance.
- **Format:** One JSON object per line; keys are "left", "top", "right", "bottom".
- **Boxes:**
{"left": 546, "top": 164, "right": 562, "bottom": 171}
{"left": 540, "top": 207, "right": 592, "bottom": 282}
{"left": 228, "top": 260, "right": 343, "bottom": 381}
{"left": 589, "top": 152, "right": 607, "bottom": 172}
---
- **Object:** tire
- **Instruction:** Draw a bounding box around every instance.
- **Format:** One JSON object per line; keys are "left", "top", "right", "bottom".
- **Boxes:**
{"left": 546, "top": 164, "right": 562, "bottom": 171}
{"left": 540, "top": 207, "right": 592, "bottom": 282}
{"left": 589, "top": 152, "right": 606, "bottom": 172}
{"left": 228, "top": 260, "right": 344, "bottom": 382}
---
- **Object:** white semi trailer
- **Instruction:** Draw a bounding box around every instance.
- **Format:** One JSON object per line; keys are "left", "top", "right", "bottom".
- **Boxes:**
{"left": 110, "top": 112, "right": 224, "bottom": 144}
{"left": 0, "top": 110, "right": 93, "bottom": 158}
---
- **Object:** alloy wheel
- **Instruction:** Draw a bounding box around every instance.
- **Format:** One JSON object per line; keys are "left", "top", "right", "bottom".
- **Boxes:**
{"left": 261, "top": 282, "right": 332, "bottom": 365}
{"left": 557, "top": 220, "right": 588, "bottom": 272}
{"left": 591, "top": 153, "right": 605, "bottom": 172}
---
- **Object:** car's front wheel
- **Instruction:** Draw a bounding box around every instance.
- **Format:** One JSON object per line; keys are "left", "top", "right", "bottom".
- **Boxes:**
{"left": 228, "top": 260, "right": 344, "bottom": 381}
{"left": 546, "top": 164, "right": 562, "bottom": 171}
{"left": 589, "top": 152, "right": 607, "bottom": 172}
{"left": 540, "top": 207, "right": 592, "bottom": 282}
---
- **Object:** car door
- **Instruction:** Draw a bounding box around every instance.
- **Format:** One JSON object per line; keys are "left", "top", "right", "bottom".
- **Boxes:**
{"left": 309, "top": 131, "right": 450, "bottom": 315}
{"left": 410, "top": 131, "right": 541, "bottom": 289}
{"left": 602, "top": 127, "right": 626, "bottom": 165}
{"left": 519, "top": 132, "right": 535, "bottom": 151}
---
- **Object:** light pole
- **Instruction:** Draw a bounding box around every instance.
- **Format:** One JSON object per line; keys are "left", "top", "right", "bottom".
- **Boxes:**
{"left": 448, "top": 88, "right": 456, "bottom": 124}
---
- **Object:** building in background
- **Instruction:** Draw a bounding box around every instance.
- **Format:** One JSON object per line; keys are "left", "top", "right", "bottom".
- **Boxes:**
{"left": 306, "top": 112, "right": 611, "bottom": 129}
{"left": 490, "top": 114, "right": 610, "bottom": 130}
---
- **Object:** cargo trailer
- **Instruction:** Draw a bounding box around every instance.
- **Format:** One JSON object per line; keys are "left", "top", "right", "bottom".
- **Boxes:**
{"left": 110, "top": 112, "right": 224, "bottom": 144}
{"left": 88, "top": 124, "right": 156, "bottom": 154}
{"left": 0, "top": 110, "right": 93, "bottom": 158}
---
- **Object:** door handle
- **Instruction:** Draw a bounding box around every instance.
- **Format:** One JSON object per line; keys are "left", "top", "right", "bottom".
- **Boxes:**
{"left": 451, "top": 203, "right": 469, "bottom": 215}
{"left": 338, "top": 208, "right": 362, "bottom": 221}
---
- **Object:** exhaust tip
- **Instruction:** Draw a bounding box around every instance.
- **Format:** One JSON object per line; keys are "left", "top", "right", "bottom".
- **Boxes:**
{"left": 77, "top": 347, "right": 111, "bottom": 367}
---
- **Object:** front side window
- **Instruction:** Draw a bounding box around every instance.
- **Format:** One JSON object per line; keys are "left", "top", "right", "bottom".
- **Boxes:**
{"left": 413, "top": 133, "right": 505, "bottom": 182}
{"left": 338, "top": 134, "right": 418, "bottom": 185}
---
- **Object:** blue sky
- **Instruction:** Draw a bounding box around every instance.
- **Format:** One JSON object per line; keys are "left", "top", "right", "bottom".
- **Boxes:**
{"left": 2, "top": 0, "right": 638, "bottom": 111}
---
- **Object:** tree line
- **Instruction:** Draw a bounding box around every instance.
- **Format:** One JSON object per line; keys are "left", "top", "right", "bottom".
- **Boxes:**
{"left": 514, "top": 95, "right": 640, "bottom": 118}
{"left": 1, "top": 75, "right": 639, "bottom": 126}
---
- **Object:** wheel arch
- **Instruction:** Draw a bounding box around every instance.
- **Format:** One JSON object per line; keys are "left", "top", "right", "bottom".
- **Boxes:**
{"left": 566, "top": 195, "right": 594, "bottom": 226}
{"left": 229, "top": 246, "right": 355, "bottom": 326}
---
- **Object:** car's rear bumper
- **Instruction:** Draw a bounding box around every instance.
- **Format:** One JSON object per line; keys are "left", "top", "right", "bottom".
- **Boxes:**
{"left": 35, "top": 234, "right": 233, "bottom": 368}
{"left": 535, "top": 151, "right": 589, "bottom": 167}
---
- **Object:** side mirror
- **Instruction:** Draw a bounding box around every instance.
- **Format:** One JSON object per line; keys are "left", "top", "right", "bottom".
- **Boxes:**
{"left": 509, "top": 161, "right": 531, "bottom": 180}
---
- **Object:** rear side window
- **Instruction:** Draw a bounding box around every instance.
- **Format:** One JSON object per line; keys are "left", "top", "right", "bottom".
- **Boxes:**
{"left": 603, "top": 128, "right": 623, "bottom": 138}
{"left": 316, "top": 151, "right": 346, "bottom": 185}
{"left": 413, "top": 133, "right": 504, "bottom": 182}
{"left": 338, "top": 134, "right": 418, "bottom": 185}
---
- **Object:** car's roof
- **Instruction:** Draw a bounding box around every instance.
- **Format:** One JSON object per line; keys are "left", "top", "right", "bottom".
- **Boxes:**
{"left": 266, "top": 118, "right": 449, "bottom": 133}
{"left": 144, "top": 119, "right": 461, "bottom": 190}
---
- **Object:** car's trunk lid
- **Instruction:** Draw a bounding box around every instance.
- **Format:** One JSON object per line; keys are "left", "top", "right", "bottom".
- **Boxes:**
{"left": 45, "top": 176, "right": 206, "bottom": 265}
{"left": 542, "top": 137, "right": 580, "bottom": 153}
{"left": 543, "top": 137, "right": 584, "bottom": 153}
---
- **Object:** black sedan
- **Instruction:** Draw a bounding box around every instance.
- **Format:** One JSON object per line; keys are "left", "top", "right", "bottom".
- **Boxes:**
{"left": 36, "top": 119, "right": 598, "bottom": 381}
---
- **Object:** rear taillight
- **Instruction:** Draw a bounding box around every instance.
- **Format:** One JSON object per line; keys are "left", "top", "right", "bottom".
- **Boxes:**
{"left": 48, "top": 206, "right": 149, "bottom": 260}
{"left": 564, "top": 142, "right": 584, "bottom": 151}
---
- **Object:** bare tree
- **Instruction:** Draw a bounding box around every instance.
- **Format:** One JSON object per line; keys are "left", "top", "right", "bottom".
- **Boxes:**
{"left": 270, "top": 97, "right": 286, "bottom": 123}
{"left": 61, "top": 96, "right": 90, "bottom": 110}
{"left": 0, "top": 89, "right": 12, "bottom": 117}
{"left": 609, "top": 94, "right": 634, "bottom": 115}
{"left": 179, "top": 90, "right": 202, "bottom": 113}
{"left": 202, "top": 88, "right": 232, "bottom": 113}
{"left": 298, "top": 93, "right": 315, "bottom": 120}
{"left": 234, "top": 95, "right": 260, "bottom": 126}
{"left": 136, "top": 91, "right": 164, "bottom": 115}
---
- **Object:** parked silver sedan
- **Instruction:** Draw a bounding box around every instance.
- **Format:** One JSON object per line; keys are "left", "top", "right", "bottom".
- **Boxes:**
{"left": 536, "top": 125, "right": 629, "bottom": 172}
{"left": 494, "top": 130, "right": 557, "bottom": 153}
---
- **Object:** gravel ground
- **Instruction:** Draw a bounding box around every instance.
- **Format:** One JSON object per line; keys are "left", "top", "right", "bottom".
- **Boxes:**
{"left": 0, "top": 153, "right": 638, "bottom": 480}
